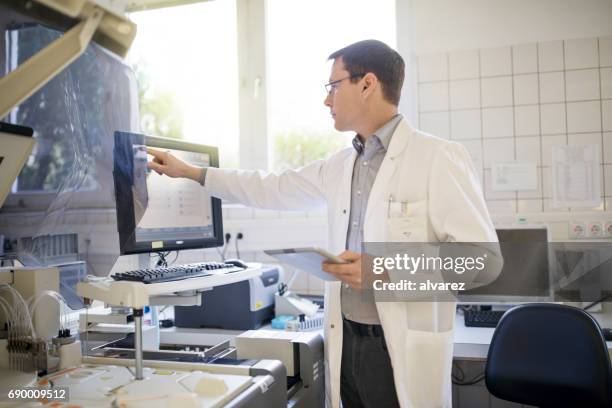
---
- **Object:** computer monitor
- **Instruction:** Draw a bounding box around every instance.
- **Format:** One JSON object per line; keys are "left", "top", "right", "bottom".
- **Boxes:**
{"left": 113, "top": 132, "right": 223, "bottom": 255}
{"left": 458, "top": 226, "right": 552, "bottom": 303}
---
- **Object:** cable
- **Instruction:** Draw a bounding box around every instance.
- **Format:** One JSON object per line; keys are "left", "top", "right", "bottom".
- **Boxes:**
{"left": 583, "top": 294, "right": 612, "bottom": 311}
{"left": 215, "top": 247, "right": 225, "bottom": 261}
{"left": 0, "top": 284, "right": 35, "bottom": 338}
{"left": 235, "top": 232, "right": 243, "bottom": 259}
{"left": 451, "top": 363, "right": 464, "bottom": 383}
{"left": 234, "top": 242, "right": 240, "bottom": 259}
{"left": 451, "top": 360, "right": 485, "bottom": 386}
{"left": 158, "top": 305, "right": 170, "bottom": 319}
{"left": 220, "top": 233, "right": 231, "bottom": 261}
{"left": 168, "top": 251, "right": 179, "bottom": 265}
{"left": 0, "top": 297, "right": 15, "bottom": 331}
{"left": 27, "top": 290, "right": 70, "bottom": 331}
{"left": 153, "top": 251, "right": 179, "bottom": 267}
{"left": 452, "top": 374, "right": 485, "bottom": 386}
{"left": 156, "top": 252, "right": 168, "bottom": 268}
{"left": 0, "top": 284, "right": 38, "bottom": 371}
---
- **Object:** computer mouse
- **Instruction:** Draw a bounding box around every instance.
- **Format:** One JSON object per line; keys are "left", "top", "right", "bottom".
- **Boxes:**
{"left": 602, "top": 328, "right": 612, "bottom": 341}
{"left": 225, "top": 259, "right": 248, "bottom": 268}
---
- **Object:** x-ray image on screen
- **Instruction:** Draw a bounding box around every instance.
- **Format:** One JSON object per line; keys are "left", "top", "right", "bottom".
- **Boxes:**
{"left": 113, "top": 131, "right": 223, "bottom": 255}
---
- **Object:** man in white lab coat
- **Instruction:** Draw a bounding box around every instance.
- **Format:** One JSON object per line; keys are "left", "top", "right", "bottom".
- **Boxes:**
{"left": 148, "top": 40, "right": 498, "bottom": 408}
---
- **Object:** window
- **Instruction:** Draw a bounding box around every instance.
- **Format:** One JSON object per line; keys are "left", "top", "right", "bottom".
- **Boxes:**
{"left": 127, "top": 0, "right": 239, "bottom": 167}
{"left": 267, "top": 0, "right": 396, "bottom": 171}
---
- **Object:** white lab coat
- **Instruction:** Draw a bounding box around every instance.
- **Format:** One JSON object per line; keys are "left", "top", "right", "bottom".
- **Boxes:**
{"left": 204, "top": 119, "right": 498, "bottom": 408}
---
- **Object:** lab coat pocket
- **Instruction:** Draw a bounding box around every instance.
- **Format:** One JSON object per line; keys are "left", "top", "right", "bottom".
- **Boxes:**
{"left": 385, "top": 199, "right": 428, "bottom": 242}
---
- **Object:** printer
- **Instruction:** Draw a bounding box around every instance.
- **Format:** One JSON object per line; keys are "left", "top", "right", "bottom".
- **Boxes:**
{"left": 174, "top": 265, "right": 282, "bottom": 330}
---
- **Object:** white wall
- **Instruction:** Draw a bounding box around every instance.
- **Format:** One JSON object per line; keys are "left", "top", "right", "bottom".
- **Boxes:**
{"left": 410, "top": 0, "right": 612, "bottom": 55}
{"left": 398, "top": 0, "right": 612, "bottom": 123}
{"left": 397, "top": 0, "right": 612, "bottom": 236}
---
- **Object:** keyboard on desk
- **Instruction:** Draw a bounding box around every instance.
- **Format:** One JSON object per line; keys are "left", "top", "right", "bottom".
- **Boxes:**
{"left": 111, "top": 262, "right": 246, "bottom": 284}
{"left": 464, "top": 310, "right": 506, "bottom": 328}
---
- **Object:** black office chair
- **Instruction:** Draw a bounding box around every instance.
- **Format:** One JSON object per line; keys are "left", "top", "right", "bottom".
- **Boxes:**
{"left": 485, "top": 303, "right": 612, "bottom": 408}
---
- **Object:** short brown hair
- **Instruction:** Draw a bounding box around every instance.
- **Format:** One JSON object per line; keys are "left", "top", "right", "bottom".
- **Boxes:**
{"left": 328, "top": 40, "right": 405, "bottom": 106}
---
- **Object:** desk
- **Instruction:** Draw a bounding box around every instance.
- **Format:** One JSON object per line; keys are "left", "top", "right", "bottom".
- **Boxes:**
{"left": 161, "top": 311, "right": 612, "bottom": 360}
{"left": 453, "top": 314, "right": 494, "bottom": 360}
{"left": 453, "top": 312, "right": 612, "bottom": 361}
{"left": 160, "top": 312, "right": 612, "bottom": 408}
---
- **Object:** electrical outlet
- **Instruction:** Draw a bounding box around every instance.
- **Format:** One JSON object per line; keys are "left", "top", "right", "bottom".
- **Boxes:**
{"left": 569, "top": 221, "right": 586, "bottom": 239}
{"left": 587, "top": 222, "right": 603, "bottom": 238}
{"left": 605, "top": 222, "right": 612, "bottom": 238}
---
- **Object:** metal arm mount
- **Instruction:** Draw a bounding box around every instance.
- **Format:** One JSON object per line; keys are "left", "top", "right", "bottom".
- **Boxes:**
{"left": 0, "top": 8, "right": 102, "bottom": 119}
{"left": 0, "top": 0, "right": 136, "bottom": 119}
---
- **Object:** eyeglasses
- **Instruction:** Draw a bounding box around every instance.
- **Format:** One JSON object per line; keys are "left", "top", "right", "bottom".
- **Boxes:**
{"left": 324, "top": 74, "right": 364, "bottom": 94}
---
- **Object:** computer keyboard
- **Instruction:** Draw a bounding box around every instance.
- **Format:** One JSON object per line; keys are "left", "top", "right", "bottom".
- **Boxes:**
{"left": 464, "top": 310, "right": 506, "bottom": 328}
{"left": 111, "top": 261, "right": 246, "bottom": 284}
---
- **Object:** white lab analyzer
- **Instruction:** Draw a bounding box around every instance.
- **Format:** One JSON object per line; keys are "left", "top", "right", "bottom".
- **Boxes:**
{"left": 0, "top": 119, "right": 320, "bottom": 407}
{"left": 0, "top": 2, "right": 318, "bottom": 406}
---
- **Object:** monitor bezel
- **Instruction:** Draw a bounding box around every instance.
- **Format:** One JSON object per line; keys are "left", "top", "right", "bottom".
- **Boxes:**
{"left": 114, "top": 132, "right": 224, "bottom": 255}
{"left": 457, "top": 225, "right": 554, "bottom": 304}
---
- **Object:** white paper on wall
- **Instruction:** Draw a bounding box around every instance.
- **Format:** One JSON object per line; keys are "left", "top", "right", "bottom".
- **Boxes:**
{"left": 491, "top": 162, "right": 538, "bottom": 191}
{"left": 551, "top": 144, "right": 601, "bottom": 208}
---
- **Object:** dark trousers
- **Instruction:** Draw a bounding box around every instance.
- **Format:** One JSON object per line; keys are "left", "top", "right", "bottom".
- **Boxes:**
{"left": 340, "top": 318, "right": 400, "bottom": 408}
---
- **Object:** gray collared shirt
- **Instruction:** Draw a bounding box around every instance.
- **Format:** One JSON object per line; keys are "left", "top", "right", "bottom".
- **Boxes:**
{"left": 342, "top": 114, "right": 402, "bottom": 325}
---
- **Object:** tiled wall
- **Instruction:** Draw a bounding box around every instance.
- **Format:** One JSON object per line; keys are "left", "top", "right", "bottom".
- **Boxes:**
{"left": 417, "top": 35, "right": 612, "bottom": 214}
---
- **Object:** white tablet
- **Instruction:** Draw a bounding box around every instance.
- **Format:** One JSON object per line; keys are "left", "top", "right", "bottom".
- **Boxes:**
{"left": 264, "top": 247, "right": 346, "bottom": 281}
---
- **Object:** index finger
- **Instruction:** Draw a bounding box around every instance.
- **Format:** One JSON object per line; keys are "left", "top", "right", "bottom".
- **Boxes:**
{"left": 146, "top": 147, "right": 165, "bottom": 158}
